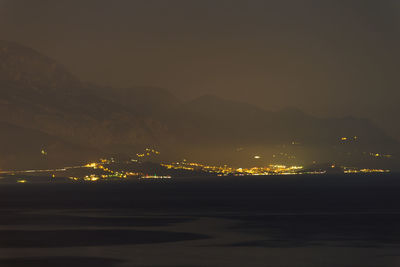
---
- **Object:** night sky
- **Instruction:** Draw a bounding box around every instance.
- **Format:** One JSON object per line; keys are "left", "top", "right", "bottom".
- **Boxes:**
{"left": 1, "top": 0, "right": 399, "bottom": 139}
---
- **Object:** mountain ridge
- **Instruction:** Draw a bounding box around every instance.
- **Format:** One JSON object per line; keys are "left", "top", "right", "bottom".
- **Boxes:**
{"left": 0, "top": 40, "right": 398, "bottom": 169}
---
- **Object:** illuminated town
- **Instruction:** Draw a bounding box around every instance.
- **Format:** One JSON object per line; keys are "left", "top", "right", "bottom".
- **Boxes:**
{"left": 0, "top": 146, "right": 392, "bottom": 184}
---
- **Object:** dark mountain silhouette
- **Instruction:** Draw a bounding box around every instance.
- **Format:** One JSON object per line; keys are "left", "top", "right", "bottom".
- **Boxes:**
{"left": 0, "top": 40, "right": 79, "bottom": 92}
{"left": 95, "top": 86, "right": 181, "bottom": 116}
{"left": 0, "top": 40, "right": 398, "bottom": 169}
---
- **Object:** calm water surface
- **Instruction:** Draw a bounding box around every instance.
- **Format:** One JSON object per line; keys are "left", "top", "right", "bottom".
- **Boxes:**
{"left": 0, "top": 174, "right": 400, "bottom": 267}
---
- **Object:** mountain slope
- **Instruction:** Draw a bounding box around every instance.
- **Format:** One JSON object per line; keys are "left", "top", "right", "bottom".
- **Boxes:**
{"left": 0, "top": 40, "right": 398, "bottom": 169}
{"left": 0, "top": 122, "right": 97, "bottom": 170}
{"left": 0, "top": 40, "right": 79, "bottom": 92}
{"left": 0, "top": 40, "right": 166, "bottom": 158}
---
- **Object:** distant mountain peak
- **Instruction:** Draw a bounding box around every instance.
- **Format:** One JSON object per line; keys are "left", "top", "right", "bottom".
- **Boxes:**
{"left": 189, "top": 94, "right": 264, "bottom": 111}
{"left": 0, "top": 40, "right": 397, "bottom": 170}
{"left": 278, "top": 107, "right": 306, "bottom": 116}
{"left": 0, "top": 40, "right": 80, "bottom": 91}
{"left": 191, "top": 94, "right": 223, "bottom": 103}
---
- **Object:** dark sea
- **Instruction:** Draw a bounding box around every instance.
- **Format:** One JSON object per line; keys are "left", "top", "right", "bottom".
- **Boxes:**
{"left": 1, "top": 174, "right": 400, "bottom": 267}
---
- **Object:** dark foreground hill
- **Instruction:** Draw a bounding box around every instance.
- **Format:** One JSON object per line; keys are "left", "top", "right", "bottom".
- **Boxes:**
{"left": 0, "top": 40, "right": 398, "bottom": 170}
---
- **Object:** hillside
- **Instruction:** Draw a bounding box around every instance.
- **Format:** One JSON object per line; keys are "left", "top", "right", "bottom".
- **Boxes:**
{"left": 0, "top": 122, "right": 97, "bottom": 170}
{"left": 0, "top": 40, "right": 398, "bottom": 169}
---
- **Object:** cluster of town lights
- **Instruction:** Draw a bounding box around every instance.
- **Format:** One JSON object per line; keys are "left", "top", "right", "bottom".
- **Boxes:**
{"left": 2, "top": 144, "right": 392, "bottom": 183}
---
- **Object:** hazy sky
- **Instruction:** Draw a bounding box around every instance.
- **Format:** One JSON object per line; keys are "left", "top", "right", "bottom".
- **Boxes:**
{"left": 1, "top": 0, "right": 399, "bottom": 138}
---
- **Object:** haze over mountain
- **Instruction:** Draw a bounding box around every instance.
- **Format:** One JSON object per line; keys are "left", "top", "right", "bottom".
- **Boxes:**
{"left": 0, "top": 40, "right": 398, "bottom": 170}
